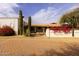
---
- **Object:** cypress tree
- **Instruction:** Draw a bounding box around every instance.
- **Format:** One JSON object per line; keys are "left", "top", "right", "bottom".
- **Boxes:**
{"left": 18, "top": 10, "right": 24, "bottom": 35}
{"left": 27, "top": 16, "right": 31, "bottom": 36}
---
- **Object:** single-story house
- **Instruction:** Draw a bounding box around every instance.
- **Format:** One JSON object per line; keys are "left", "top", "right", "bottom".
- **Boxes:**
{"left": 25, "top": 23, "right": 61, "bottom": 35}
{"left": 0, "top": 17, "right": 79, "bottom": 37}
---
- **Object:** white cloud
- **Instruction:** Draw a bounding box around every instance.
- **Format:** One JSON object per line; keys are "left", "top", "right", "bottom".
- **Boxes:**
{"left": 32, "top": 7, "right": 62, "bottom": 24}
{"left": 0, "top": 3, "right": 19, "bottom": 17}
{"left": 32, "top": 4, "right": 79, "bottom": 24}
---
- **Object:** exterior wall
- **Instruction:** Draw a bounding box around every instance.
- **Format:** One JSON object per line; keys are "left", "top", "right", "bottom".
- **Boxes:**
{"left": 0, "top": 18, "right": 18, "bottom": 34}
{"left": 46, "top": 28, "right": 79, "bottom": 37}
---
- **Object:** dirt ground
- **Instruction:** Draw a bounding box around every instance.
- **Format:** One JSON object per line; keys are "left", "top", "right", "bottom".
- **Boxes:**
{"left": 0, "top": 35, "right": 79, "bottom": 56}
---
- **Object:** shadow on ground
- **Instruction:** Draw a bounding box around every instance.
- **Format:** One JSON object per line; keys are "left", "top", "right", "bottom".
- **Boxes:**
{"left": 30, "top": 43, "right": 79, "bottom": 56}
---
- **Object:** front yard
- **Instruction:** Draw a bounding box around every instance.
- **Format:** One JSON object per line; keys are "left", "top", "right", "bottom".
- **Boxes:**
{"left": 0, "top": 36, "right": 79, "bottom": 56}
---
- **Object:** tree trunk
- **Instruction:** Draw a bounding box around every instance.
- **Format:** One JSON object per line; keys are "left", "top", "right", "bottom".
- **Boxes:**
{"left": 72, "top": 27, "right": 74, "bottom": 37}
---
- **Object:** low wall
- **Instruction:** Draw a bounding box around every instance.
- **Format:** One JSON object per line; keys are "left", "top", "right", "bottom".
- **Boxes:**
{"left": 46, "top": 29, "right": 79, "bottom": 37}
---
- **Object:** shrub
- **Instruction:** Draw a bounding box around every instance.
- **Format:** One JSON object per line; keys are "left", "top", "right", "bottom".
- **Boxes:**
{"left": 50, "top": 24, "right": 72, "bottom": 33}
{"left": 0, "top": 26, "right": 15, "bottom": 36}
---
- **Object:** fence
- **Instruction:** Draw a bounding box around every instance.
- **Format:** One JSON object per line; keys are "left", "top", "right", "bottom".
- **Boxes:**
{"left": 46, "top": 28, "right": 79, "bottom": 37}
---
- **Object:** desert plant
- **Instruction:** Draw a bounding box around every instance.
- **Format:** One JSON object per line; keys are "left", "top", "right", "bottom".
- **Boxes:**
{"left": 27, "top": 16, "right": 31, "bottom": 36}
{"left": 18, "top": 10, "right": 24, "bottom": 35}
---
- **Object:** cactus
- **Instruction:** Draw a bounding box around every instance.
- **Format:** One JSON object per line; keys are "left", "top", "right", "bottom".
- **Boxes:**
{"left": 27, "top": 16, "right": 31, "bottom": 36}
{"left": 18, "top": 10, "right": 24, "bottom": 35}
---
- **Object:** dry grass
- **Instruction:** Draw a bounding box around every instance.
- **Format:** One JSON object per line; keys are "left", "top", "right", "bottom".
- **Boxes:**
{"left": 0, "top": 35, "right": 79, "bottom": 56}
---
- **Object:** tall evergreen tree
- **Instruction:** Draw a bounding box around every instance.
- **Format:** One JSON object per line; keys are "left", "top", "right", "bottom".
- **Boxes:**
{"left": 18, "top": 10, "right": 24, "bottom": 35}
{"left": 27, "top": 16, "right": 31, "bottom": 36}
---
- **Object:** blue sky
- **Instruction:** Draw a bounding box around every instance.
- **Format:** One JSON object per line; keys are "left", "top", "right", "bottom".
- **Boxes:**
{"left": 0, "top": 3, "right": 79, "bottom": 24}
{"left": 18, "top": 3, "right": 75, "bottom": 17}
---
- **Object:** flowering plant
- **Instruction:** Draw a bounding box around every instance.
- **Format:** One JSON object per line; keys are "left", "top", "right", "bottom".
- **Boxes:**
{"left": 50, "top": 24, "right": 72, "bottom": 33}
{"left": 0, "top": 26, "right": 15, "bottom": 36}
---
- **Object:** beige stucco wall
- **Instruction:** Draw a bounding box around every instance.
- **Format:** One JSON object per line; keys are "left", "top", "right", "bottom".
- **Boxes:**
{"left": 0, "top": 18, "right": 18, "bottom": 34}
